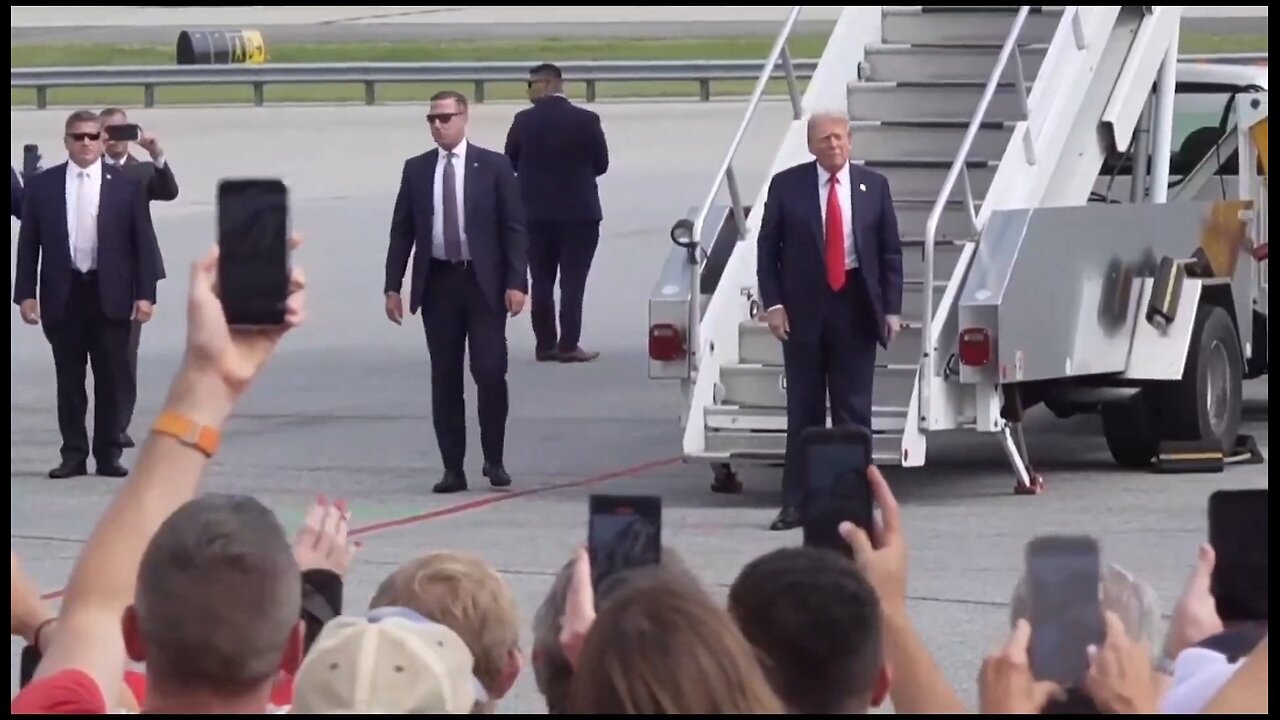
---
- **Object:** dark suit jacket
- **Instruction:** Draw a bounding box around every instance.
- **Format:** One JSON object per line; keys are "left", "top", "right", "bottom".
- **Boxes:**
{"left": 503, "top": 95, "right": 609, "bottom": 223}
{"left": 10, "top": 166, "right": 21, "bottom": 220}
{"left": 113, "top": 153, "right": 179, "bottom": 281}
{"left": 13, "top": 162, "right": 160, "bottom": 325}
{"left": 757, "top": 161, "right": 904, "bottom": 347}
{"left": 384, "top": 142, "right": 529, "bottom": 315}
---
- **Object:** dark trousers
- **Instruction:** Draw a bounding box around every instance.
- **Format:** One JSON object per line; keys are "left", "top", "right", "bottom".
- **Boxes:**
{"left": 40, "top": 273, "right": 130, "bottom": 466}
{"left": 780, "top": 270, "right": 879, "bottom": 509}
{"left": 421, "top": 259, "right": 509, "bottom": 473}
{"left": 528, "top": 220, "right": 600, "bottom": 352}
{"left": 119, "top": 319, "right": 142, "bottom": 436}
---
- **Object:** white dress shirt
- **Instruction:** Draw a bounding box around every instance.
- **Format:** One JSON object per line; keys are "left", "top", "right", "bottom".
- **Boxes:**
{"left": 65, "top": 158, "right": 103, "bottom": 271}
{"left": 817, "top": 162, "right": 858, "bottom": 270}
{"left": 431, "top": 138, "right": 471, "bottom": 261}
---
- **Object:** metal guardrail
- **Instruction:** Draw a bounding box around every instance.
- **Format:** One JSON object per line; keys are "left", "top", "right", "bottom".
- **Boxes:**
{"left": 11, "top": 59, "right": 822, "bottom": 109}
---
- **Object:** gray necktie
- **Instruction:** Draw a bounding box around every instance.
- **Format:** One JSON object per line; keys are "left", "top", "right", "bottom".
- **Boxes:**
{"left": 73, "top": 170, "right": 95, "bottom": 272}
{"left": 442, "top": 152, "right": 462, "bottom": 261}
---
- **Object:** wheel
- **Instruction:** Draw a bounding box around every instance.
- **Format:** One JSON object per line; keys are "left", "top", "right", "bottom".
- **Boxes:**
{"left": 710, "top": 463, "right": 742, "bottom": 494}
{"left": 1159, "top": 305, "right": 1244, "bottom": 454}
{"left": 1102, "top": 393, "right": 1162, "bottom": 468}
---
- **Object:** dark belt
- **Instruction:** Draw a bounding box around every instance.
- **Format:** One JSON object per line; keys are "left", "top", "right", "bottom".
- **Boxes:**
{"left": 429, "top": 257, "right": 473, "bottom": 270}
{"left": 70, "top": 269, "right": 98, "bottom": 282}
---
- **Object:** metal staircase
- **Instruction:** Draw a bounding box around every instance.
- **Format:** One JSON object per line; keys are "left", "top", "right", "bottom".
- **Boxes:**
{"left": 651, "top": 5, "right": 1188, "bottom": 488}
{"left": 706, "top": 6, "right": 1059, "bottom": 467}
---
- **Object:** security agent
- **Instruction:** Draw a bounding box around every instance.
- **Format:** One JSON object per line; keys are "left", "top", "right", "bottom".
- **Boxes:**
{"left": 98, "top": 107, "right": 180, "bottom": 449}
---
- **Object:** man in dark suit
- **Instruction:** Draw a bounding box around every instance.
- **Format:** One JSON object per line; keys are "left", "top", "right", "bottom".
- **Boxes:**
{"left": 13, "top": 109, "right": 160, "bottom": 479}
{"left": 99, "top": 107, "right": 180, "bottom": 449}
{"left": 756, "top": 111, "right": 904, "bottom": 531}
{"left": 384, "top": 90, "right": 529, "bottom": 494}
{"left": 504, "top": 62, "right": 609, "bottom": 363}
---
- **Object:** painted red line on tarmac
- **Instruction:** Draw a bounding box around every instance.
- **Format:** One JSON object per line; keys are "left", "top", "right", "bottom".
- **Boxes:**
{"left": 38, "top": 455, "right": 681, "bottom": 601}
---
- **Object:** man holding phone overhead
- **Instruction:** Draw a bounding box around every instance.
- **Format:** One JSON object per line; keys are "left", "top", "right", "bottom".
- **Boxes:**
{"left": 13, "top": 109, "right": 160, "bottom": 480}
{"left": 98, "top": 107, "right": 180, "bottom": 451}
{"left": 384, "top": 90, "right": 529, "bottom": 495}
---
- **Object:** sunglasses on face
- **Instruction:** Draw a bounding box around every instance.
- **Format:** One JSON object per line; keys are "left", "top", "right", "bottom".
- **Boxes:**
{"left": 67, "top": 132, "right": 100, "bottom": 142}
{"left": 427, "top": 112, "right": 461, "bottom": 126}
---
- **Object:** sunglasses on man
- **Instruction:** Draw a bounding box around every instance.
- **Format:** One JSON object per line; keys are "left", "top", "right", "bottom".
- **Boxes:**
{"left": 67, "top": 132, "right": 101, "bottom": 142}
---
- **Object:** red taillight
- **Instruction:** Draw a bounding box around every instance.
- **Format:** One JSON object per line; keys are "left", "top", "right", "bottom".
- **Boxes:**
{"left": 958, "top": 327, "right": 992, "bottom": 367}
{"left": 649, "top": 324, "right": 685, "bottom": 361}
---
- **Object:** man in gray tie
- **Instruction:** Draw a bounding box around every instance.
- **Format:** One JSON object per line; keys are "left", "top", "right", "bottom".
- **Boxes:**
{"left": 384, "top": 90, "right": 530, "bottom": 494}
{"left": 12, "top": 110, "right": 159, "bottom": 479}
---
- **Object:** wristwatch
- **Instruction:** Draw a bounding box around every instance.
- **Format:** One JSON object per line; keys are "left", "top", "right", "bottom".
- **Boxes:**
{"left": 152, "top": 410, "right": 222, "bottom": 457}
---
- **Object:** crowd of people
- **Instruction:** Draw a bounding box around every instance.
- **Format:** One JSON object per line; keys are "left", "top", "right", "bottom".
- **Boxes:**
{"left": 8, "top": 239, "right": 1268, "bottom": 712}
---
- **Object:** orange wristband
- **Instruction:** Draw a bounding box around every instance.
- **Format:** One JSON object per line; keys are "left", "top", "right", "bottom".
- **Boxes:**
{"left": 152, "top": 410, "right": 222, "bottom": 457}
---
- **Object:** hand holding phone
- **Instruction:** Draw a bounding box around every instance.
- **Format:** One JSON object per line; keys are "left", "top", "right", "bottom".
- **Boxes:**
{"left": 587, "top": 494, "right": 661, "bottom": 594}
{"left": 1025, "top": 535, "right": 1105, "bottom": 688}
{"left": 105, "top": 123, "right": 142, "bottom": 143}
{"left": 217, "top": 178, "right": 292, "bottom": 328}
{"left": 801, "top": 425, "right": 874, "bottom": 558}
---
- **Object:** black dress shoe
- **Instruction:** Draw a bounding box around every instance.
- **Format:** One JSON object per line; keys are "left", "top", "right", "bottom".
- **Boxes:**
{"left": 48, "top": 461, "right": 88, "bottom": 479}
{"left": 769, "top": 506, "right": 802, "bottom": 531}
{"left": 535, "top": 348, "right": 559, "bottom": 362}
{"left": 483, "top": 463, "right": 512, "bottom": 488}
{"left": 557, "top": 347, "right": 600, "bottom": 363}
{"left": 95, "top": 461, "right": 129, "bottom": 478}
{"left": 119, "top": 432, "right": 136, "bottom": 449}
{"left": 433, "top": 470, "right": 468, "bottom": 494}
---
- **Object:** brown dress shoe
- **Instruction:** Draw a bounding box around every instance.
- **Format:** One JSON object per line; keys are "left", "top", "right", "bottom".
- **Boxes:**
{"left": 557, "top": 347, "right": 600, "bottom": 363}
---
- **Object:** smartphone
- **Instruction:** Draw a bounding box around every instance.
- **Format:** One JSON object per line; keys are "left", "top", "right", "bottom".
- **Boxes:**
{"left": 1025, "top": 535, "right": 1105, "bottom": 688}
{"left": 22, "top": 144, "right": 41, "bottom": 178}
{"left": 105, "top": 123, "right": 142, "bottom": 142}
{"left": 1208, "top": 489, "right": 1268, "bottom": 623}
{"left": 801, "top": 425, "right": 874, "bottom": 557}
{"left": 587, "top": 494, "right": 661, "bottom": 594}
{"left": 216, "top": 178, "right": 291, "bottom": 327}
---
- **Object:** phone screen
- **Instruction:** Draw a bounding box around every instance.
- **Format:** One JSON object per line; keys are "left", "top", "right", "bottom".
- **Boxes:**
{"left": 217, "top": 179, "right": 290, "bottom": 327}
{"left": 587, "top": 495, "right": 661, "bottom": 594}
{"left": 801, "top": 426, "right": 873, "bottom": 557}
{"left": 1209, "top": 489, "right": 1268, "bottom": 623}
{"left": 105, "top": 123, "right": 141, "bottom": 142}
{"left": 1026, "top": 536, "right": 1104, "bottom": 687}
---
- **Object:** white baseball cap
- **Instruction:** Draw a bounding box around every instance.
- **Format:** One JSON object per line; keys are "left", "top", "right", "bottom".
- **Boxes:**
{"left": 290, "top": 607, "right": 488, "bottom": 714}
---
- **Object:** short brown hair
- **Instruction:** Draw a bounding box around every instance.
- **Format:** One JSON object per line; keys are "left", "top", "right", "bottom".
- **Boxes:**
{"left": 567, "top": 576, "right": 783, "bottom": 714}
{"left": 429, "top": 90, "right": 469, "bottom": 111}
{"left": 64, "top": 109, "right": 101, "bottom": 132}
{"left": 135, "top": 494, "right": 301, "bottom": 694}
{"left": 369, "top": 551, "right": 520, "bottom": 696}
{"left": 99, "top": 107, "right": 127, "bottom": 121}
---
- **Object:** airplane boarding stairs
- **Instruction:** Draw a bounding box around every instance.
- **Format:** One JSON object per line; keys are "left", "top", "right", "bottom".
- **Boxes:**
{"left": 663, "top": 6, "right": 1185, "bottom": 485}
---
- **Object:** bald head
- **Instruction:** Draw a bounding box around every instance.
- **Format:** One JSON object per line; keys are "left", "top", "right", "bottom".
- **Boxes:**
{"left": 807, "top": 111, "right": 851, "bottom": 173}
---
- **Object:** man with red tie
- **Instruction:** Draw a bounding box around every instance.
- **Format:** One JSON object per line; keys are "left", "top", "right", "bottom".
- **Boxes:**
{"left": 756, "top": 110, "right": 905, "bottom": 531}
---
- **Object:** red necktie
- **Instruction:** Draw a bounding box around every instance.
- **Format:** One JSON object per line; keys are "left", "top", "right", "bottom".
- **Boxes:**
{"left": 825, "top": 174, "right": 846, "bottom": 291}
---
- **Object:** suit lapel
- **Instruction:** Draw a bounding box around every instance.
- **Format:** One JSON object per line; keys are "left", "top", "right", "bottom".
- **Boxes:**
{"left": 52, "top": 163, "right": 70, "bottom": 257}
{"left": 807, "top": 161, "right": 825, "bottom": 255}
{"left": 849, "top": 164, "right": 872, "bottom": 258}
{"left": 463, "top": 149, "right": 481, "bottom": 230}
{"left": 422, "top": 150, "right": 438, "bottom": 215}
{"left": 100, "top": 165, "right": 119, "bottom": 241}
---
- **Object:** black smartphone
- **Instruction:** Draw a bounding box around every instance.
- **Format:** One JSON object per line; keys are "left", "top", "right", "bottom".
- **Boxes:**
{"left": 105, "top": 123, "right": 142, "bottom": 142}
{"left": 216, "top": 178, "right": 291, "bottom": 327}
{"left": 1208, "top": 489, "right": 1268, "bottom": 623}
{"left": 587, "top": 494, "right": 662, "bottom": 594}
{"left": 22, "top": 144, "right": 41, "bottom": 178}
{"left": 801, "top": 425, "right": 874, "bottom": 557}
{"left": 1025, "top": 535, "right": 1105, "bottom": 688}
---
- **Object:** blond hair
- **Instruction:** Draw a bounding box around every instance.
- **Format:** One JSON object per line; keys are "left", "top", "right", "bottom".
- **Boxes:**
{"left": 369, "top": 551, "right": 520, "bottom": 696}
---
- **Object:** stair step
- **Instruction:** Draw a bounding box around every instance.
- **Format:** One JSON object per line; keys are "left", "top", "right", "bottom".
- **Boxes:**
{"left": 856, "top": 158, "right": 997, "bottom": 198}
{"left": 719, "top": 361, "right": 920, "bottom": 411}
{"left": 848, "top": 81, "right": 1029, "bottom": 123}
{"left": 707, "top": 405, "right": 909, "bottom": 432}
{"left": 894, "top": 197, "right": 980, "bottom": 240}
{"left": 864, "top": 43, "right": 1049, "bottom": 83}
{"left": 740, "top": 315, "right": 928, "bottom": 368}
{"left": 882, "top": 6, "right": 1063, "bottom": 46}
{"left": 852, "top": 120, "right": 1017, "bottom": 163}
{"left": 703, "top": 425, "right": 905, "bottom": 464}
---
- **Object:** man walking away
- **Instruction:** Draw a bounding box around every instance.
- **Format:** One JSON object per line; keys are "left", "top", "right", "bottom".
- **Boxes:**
{"left": 505, "top": 62, "right": 610, "bottom": 363}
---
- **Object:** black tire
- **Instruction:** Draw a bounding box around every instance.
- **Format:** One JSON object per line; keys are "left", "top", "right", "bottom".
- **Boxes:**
{"left": 1158, "top": 304, "right": 1244, "bottom": 453}
{"left": 1102, "top": 392, "right": 1162, "bottom": 468}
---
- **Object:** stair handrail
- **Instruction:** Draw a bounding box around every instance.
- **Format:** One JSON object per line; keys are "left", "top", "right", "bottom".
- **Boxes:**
{"left": 921, "top": 5, "right": 1034, "bottom": 402}
{"left": 687, "top": 5, "right": 806, "bottom": 368}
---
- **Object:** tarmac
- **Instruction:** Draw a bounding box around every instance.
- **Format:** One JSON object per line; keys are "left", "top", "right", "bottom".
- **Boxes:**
{"left": 9, "top": 99, "right": 1270, "bottom": 712}
{"left": 9, "top": 5, "right": 1268, "bottom": 44}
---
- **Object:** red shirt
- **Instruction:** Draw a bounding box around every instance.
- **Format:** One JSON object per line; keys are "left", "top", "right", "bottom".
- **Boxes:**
{"left": 11, "top": 669, "right": 108, "bottom": 714}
